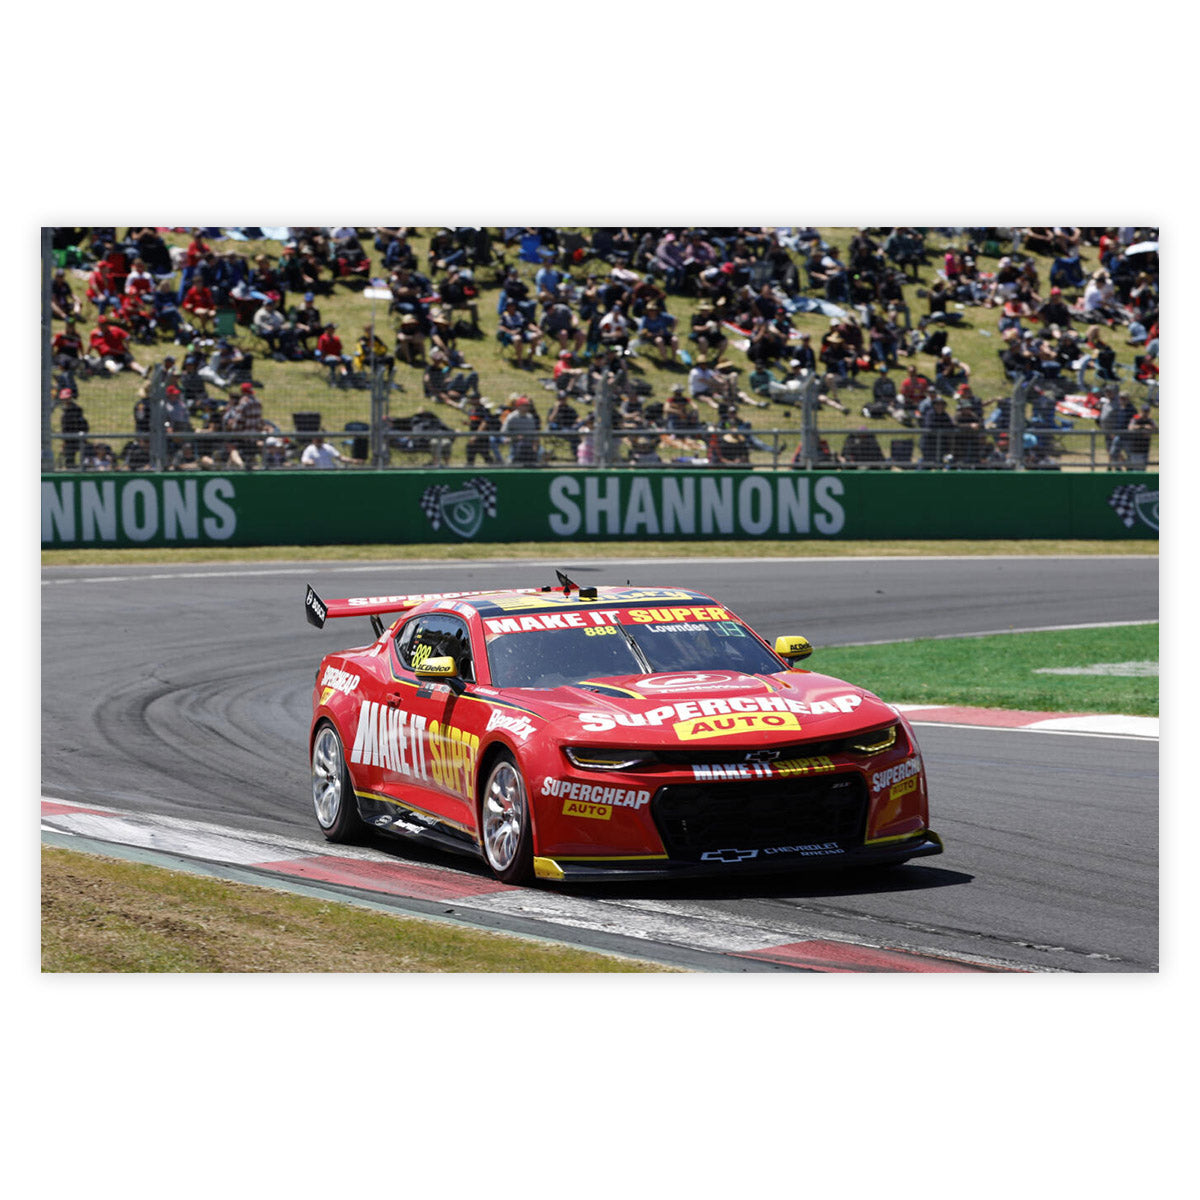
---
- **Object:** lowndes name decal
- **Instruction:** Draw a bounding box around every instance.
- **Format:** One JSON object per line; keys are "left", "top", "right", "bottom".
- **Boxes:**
{"left": 579, "top": 694, "right": 863, "bottom": 735}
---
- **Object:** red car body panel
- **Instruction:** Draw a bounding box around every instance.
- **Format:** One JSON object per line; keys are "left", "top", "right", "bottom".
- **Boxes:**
{"left": 307, "top": 583, "right": 942, "bottom": 882}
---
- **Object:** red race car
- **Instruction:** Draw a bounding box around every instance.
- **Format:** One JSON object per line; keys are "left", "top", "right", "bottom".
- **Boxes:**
{"left": 306, "top": 575, "right": 943, "bottom": 884}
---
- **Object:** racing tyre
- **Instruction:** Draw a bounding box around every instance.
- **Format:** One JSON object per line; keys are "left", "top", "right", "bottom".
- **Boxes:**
{"left": 480, "top": 752, "right": 534, "bottom": 885}
{"left": 311, "top": 721, "right": 364, "bottom": 843}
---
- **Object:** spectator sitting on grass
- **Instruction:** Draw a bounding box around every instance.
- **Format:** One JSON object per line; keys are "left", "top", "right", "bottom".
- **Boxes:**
{"left": 541, "top": 294, "right": 586, "bottom": 355}
{"left": 201, "top": 340, "right": 253, "bottom": 392}
{"left": 89, "top": 313, "right": 147, "bottom": 377}
{"left": 552, "top": 349, "right": 587, "bottom": 395}
{"left": 637, "top": 304, "right": 680, "bottom": 365}
{"left": 598, "top": 303, "right": 631, "bottom": 353}
{"left": 394, "top": 309, "right": 426, "bottom": 366}
{"left": 439, "top": 266, "right": 480, "bottom": 332}
{"left": 688, "top": 301, "right": 727, "bottom": 362}
{"left": 316, "top": 323, "right": 351, "bottom": 380}
{"left": 51, "top": 269, "right": 83, "bottom": 322}
{"left": 252, "top": 299, "right": 294, "bottom": 359}
{"left": 181, "top": 278, "right": 217, "bottom": 334}
{"left": 288, "top": 292, "right": 323, "bottom": 354}
{"left": 498, "top": 299, "right": 541, "bottom": 367}
{"left": 425, "top": 347, "right": 479, "bottom": 408}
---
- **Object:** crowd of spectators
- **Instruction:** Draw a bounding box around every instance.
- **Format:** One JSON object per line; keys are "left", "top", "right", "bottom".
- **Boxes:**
{"left": 47, "top": 225, "right": 1159, "bottom": 472}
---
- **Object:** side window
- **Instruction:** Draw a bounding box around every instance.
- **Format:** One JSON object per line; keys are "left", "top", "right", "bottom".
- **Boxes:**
{"left": 394, "top": 614, "right": 474, "bottom": 682}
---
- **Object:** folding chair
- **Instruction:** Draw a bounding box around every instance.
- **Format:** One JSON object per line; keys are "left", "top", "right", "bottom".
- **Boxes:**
{"left": 292, "top": 411, "right": 322, "bottom": 434}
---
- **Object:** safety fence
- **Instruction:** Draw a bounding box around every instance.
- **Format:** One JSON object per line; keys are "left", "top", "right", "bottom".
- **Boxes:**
{"left": 44, "top": 368, "right": 1158, "bottom": 475}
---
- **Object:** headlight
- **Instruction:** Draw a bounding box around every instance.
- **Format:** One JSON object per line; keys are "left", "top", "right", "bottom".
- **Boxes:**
{"left": 564, "top": 747, "right": 658, "bottom": 771}
{"left": 847, "top": 725, "right": 898, "bottom": 754}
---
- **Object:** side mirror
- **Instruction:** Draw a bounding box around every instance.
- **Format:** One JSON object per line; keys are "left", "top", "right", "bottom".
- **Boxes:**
{"left": 415, "top": 655, "right": 459, "bottom": 679}
{"left": 774, "top": 635, "right": 813, "bottom": 664}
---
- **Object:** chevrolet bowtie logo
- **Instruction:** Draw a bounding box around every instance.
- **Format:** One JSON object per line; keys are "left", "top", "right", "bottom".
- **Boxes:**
{"left": 700, "top": 848, "right": 759, "bottom": 863}
{"left": 744, "top": 749, "right": 781, "bottom": 763}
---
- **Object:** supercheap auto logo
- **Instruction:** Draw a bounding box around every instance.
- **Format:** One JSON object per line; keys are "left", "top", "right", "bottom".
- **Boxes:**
{"left": 674, "top": 711, "right": 802, "bottom": 741}
{"left": 578, "top": 693, "right": 862, "bottom": 735}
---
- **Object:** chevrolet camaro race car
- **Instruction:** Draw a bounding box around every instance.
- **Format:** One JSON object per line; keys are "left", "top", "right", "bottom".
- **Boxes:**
{"left": 305, "top": 575, "right": 943, "bottom": 885}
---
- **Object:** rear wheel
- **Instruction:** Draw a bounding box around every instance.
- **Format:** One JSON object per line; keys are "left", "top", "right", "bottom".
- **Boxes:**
{"left": 480, "top": 752, "right": 534, "bottom": 885}
{"left": 311, "top": 721, "right": 363, "bottom": 843}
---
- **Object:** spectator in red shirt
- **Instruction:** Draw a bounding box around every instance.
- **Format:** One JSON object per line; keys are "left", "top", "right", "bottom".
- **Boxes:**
{"left": 52, "top": 320, "right": 84, "bottom": 370}
{"left": 89, "top": 314, "right": 147, "bottom": 376}
{"left": 899, "top": 364, "right": 931, "bottom": 422}
{"left": 86, "top": 261, "right": 119, "bottom": 315}
{"left": 316, "top": 323, "right": 350, "bottom": 379}
{"left": 182, "top": 280, "right": 217, "bottom": 333}
{"left": 186, "top": 230, "right": 211, "bottom": 268}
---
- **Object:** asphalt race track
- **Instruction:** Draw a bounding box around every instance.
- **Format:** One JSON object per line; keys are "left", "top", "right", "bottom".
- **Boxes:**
{"left": 41, "top": 554, "right": 1159, "bottom": 972}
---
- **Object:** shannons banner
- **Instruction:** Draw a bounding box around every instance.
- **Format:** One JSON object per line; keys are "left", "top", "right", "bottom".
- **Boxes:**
{"left": 41, "top": 470, "right": 1159, "bottom": 548}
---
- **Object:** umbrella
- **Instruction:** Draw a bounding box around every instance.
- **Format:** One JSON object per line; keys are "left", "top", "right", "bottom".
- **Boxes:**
{"left": 1125, "top": 241, "right": 1158, "bottom": 255}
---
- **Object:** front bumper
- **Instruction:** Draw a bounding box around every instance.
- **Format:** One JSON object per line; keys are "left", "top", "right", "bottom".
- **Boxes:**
{"left": 533, "top": 830, "right": 944, "bottom": 883}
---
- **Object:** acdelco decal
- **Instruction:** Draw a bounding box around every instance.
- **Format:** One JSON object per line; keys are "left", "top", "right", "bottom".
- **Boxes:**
{"left": 675, "top": 712, "right": 801, "bottom": 741}
{"left": 871, "top": 758, "right": 922, "bottom": 793}
{"left": 577, "top": 694, "right": 862, "bottom": 734}
{"left": 320, "top": 665, "right": 360, "bottom": 696}
{"left": 541, "top": 778, "right": 650, "bottom": 809}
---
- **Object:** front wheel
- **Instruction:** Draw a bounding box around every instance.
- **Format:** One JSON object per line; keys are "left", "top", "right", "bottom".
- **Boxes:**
{"left": 480, "top": 752, "right": 534, "bottom": 885}
{"left": 311, "top": 721, "right": 364, "bottom": 843}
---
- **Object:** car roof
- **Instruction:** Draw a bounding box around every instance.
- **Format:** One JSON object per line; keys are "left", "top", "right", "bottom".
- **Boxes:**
{"left": 429, "top": 586, "right": 719, "bottom": 620}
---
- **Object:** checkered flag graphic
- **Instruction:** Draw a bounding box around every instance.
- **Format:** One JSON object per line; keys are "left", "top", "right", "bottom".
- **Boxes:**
{"left": 419, "top": 477, "right": 498, "bottom": 531}
{"left": 465, "top": 476, "right": 498, "bottom": 517}
{"left": 1108, "top": 484, "right": 1149, "bottom": 528}
{"left": 420, "top": 484, "right": 450, "bottom": 530}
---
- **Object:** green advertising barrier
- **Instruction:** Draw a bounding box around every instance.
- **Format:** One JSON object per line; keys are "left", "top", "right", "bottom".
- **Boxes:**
{"left": 41, "top": 469, "right": 1159, "bottom": 548}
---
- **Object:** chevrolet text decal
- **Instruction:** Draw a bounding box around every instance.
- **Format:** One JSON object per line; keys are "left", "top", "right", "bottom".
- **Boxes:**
{"left": 578, "top": 694, "right": 862, "bottom": 734}
{"left": 482, "top": 606, "right": 732, "bottom": 636}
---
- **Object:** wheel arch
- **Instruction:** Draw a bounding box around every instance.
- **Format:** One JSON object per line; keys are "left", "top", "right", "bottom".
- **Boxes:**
{"left": 474, "top": 736, "right": 540, "bottom": 850}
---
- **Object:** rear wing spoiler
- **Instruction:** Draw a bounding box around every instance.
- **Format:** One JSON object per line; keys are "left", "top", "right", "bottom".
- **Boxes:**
{"left": 305, "top": 584, "right": 486, "bottom": 636}
{"left": 305, "top": 572, "right": 595, "bottom": 637}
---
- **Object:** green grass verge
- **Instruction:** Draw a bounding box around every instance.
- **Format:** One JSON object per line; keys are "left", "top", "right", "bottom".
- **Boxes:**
{"left": 40, "top": 846, "right": 674, "bottom": 973}
{"left": 41, "top": 538, "right": 1157, "bottom": 567}
{"left": 813, "top": 623, "right": 1158, "bottom": 716}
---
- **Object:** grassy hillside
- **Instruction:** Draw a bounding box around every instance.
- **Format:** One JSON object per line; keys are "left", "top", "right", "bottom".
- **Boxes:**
{"left": 49, "top": 227, "right": 1157, "bottom": 471}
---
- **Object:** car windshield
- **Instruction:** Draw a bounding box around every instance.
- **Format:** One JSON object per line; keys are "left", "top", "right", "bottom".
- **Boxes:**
{"left": 484, "top": 619, "right": 784, "bottom": 689}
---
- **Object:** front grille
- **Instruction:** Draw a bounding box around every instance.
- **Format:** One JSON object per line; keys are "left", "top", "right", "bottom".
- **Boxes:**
{"left": 652, "top": 775, "right": 868, "bottom": 859}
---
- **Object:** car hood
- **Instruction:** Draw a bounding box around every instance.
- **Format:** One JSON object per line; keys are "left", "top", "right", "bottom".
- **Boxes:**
{"left": 516, "top": 669, "right": 897, "bottom": 746}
